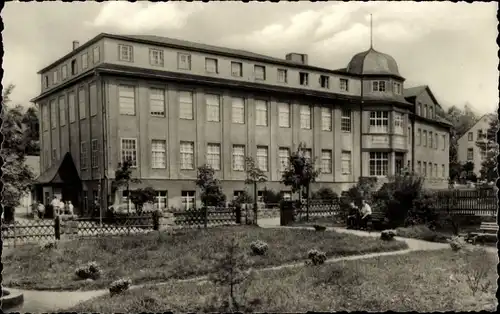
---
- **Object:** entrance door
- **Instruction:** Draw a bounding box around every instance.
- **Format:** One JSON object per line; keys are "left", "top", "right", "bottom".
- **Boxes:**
{"left": 395, "top": 153, "right": 405, "bottom": 175}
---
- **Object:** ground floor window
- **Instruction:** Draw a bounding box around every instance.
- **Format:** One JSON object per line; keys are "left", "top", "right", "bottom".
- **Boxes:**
{"left": 181, "top": 191, "right": 196, "bottom": 210}
{"left": 257, "top": 191, "right": 264, "bottom": 203}
{"left": 155, "top": 190, "right": 168, "bottom": 210}
{"left": 369, "top": 152, "right": 389, "bottom": 176}
{"left": 233, "top": 190, "right": 244, "bottom": 201}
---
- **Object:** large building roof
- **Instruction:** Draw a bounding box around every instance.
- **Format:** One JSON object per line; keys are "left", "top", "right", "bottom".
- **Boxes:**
{"left": 346, "top": 48, "right": 401, "bottom": 77}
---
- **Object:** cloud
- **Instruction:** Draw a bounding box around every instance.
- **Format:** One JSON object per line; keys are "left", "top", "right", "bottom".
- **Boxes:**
{"left": 87, "top": 2, "right": 204, "bottom": 32}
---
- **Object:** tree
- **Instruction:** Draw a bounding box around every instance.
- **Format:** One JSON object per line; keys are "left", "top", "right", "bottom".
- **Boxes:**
{"left": 1, "top": 84, "right": 35, "bottom": 222}
{"left": 129, "top": 187, "right": 157, "bottom": 214}
{"left": 196, "top": 164, "right": 226, "bottom": 207}
{"left": 244, "top": 157, "right": 267, "bottom": 225}
{"left": 22, "top": 106, "right": 40, "bottom": 156}
{"left": 281, "top": 143, "right": 320, "bottom": 221}
{"left": 112, "top": 159, "right": 141, "bottom": 214}
{"left": 477, "top": 115, "right": 498, "bottom": 182}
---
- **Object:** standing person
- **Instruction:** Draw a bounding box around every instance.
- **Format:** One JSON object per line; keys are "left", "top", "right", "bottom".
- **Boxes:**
{"left": 37, "top": 202, "right": 46, "bottom": 219}
{"left": 359, "top": 199, "right": 372, "bottom": 230}
{"left": 68, "top": 201, "right": 74, "bottom": 216}
{"left": 51, "top": 196, "right": 60, "bottom": 216}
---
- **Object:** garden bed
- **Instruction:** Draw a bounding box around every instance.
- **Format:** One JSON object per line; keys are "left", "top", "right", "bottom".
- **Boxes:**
{"left": 66, "top": 249, "right": 497, "bottom": 313}
{"left": 3, "top": 226, "right": 407, "bottom": 291}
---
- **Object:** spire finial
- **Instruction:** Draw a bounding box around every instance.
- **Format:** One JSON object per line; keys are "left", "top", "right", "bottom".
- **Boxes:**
{"left": 370, "top": 14, "right": 373, "bottom": 49}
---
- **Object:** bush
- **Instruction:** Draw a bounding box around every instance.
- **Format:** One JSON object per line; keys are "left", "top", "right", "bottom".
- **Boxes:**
{"left": 75, "top": 261, "right": 102, "bottom": 280}
{"left": 455, "top": 247, "right": 495, "bottom": 296}
{"left": 109, "top": 278, "right": 132, "bottom": 295}
{"left": 380, "top": 230, "right": 397, "bottom": 241}
{"left": 395, "top": 225, "right": 449, "bottom": 243}
{"left": 250, "top": 240, "right": 269, "bottom": 256}
{"left": 311, "top": 187, "right": 338, "bottom": 200}
{"left": 313, "top": 225, "right": 326, "bottom": 231}
{"left": 41, "top": 241, "right": 58, "bottom": 250}
{"left": 261, "top": 188, "right": 282, "bottom": 207}
{"left": 448, "top": 235, "right": 467, "bottom": 251}
{"left": 307, "top": 249, "right": 327, "bottom": 265}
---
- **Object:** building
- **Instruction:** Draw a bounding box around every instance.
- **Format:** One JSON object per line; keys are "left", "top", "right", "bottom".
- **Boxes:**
{"left": 32, "top": 33, "right": 452, "bottom": 211}
{"left": 19, "top": 155, "right": 40, "bottom": 210}
{"left": 457, "top": 114, "right": 495, "bottom": 177}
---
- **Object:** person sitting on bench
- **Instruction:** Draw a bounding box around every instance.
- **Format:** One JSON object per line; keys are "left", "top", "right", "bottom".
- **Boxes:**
{"left": 359, "top": 199, "right": 372, "bottom": 230}
{"left": 347, "top": 202, "right": 360, "bottom": 229}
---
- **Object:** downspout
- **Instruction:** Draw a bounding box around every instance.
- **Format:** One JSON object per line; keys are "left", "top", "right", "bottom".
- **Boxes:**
{"left": 359, "top": 77, "right": 364, "bottom": 180}
{"left": 96, "top": 70, "right": 109, "bottom": 215}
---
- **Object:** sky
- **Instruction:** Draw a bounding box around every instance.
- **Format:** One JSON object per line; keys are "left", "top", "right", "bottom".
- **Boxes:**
{"left": 1, "top": 1, "right": 498, "bottom": 115}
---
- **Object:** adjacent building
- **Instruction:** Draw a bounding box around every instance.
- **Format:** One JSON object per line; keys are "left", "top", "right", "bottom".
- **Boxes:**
{"left": 32, "top": 33, "right": 452, "bottom": 211}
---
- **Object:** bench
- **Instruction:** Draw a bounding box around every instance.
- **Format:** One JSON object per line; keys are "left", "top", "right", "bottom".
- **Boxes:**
{"left": 479, "top": 222, "right": 498, "bottom": 234}
{"left": 466, "top": 222, "right": 498, "bottom": 244}
{"left": 369, "top": 212, "right": 386, "bottom": 230}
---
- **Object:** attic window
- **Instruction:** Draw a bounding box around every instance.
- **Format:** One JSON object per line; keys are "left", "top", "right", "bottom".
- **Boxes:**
{"left": 44, "top": 75, "right": 49, "bottom": 88}
{"left": 299, "top": 72, "right": 309, "bottom": 86}
{"left": 372, "top": 81, "right": 386, "bottom": 92}
{"left": 71, "top": 59, "right": 77, "bottom": 75}
{"left": 320, "top": 75, "right": 329, "bottom": 89}
{"left": 393, "top": 82, "right": 402, "bottom": 94}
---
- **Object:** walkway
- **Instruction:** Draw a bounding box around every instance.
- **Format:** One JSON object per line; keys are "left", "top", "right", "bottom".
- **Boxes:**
{"left": 4, "top": 217, "right": 496, "bottom": 312}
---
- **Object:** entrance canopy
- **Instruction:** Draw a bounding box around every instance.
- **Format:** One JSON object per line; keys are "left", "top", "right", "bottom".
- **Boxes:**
{"left": 35, "top": 152, "right": 81, "bottom": 186}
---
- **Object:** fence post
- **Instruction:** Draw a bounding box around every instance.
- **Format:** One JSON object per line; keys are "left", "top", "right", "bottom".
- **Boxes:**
{"left": 153, "top": 211, "right": 160, "bottom": 231}
{"left": 204, "top": 206, "right": 208, "bottom": 229}
{"left": 54, "top": 215, "right": 61, "bottom": 240}
{"left": 13, "top": 221, "right": 17, "bottom": 248}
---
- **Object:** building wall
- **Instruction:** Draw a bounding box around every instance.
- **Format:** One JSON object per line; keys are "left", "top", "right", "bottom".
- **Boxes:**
{"left": 457, "top": 115, "right": 492, "bottom": 175}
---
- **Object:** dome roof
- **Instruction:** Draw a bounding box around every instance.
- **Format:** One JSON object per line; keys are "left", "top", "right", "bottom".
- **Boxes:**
{"left": 346, "top": 48, "right": 401, "bottom": 77}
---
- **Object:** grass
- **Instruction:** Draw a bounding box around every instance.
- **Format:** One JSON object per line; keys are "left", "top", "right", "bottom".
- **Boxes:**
{"left": 3, "top": 226, "right": 407, "bottom": 291}
{"left": 291, "top": 215, "right": 345, "bottom": 228}
{"left": 66, "top": 248, "right": 498, "bottom": 313}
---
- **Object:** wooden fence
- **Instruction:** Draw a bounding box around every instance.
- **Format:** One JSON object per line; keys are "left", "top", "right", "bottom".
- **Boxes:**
{"left": 172, "top": 207, "right": 238, "bottom": 228}
{"left": 430, "top": 189, "right": 497, "bottom": 216}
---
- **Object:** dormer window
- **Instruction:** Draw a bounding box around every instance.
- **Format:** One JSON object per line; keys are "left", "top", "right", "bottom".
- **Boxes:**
{"left": 299, "top": 72, "right": 309, "bottom": 86}
{"left": 393, "top": 82, "right": 402, "bottom": 94}
{"left": 320, "top": 75, "right": 329, "bottom": 89}
{"left": 44, "top": 75, "right": 49, "bottom": 88}
{"left": 372, "top": 81, "right": 386, "bottom": 92}
{"left": 340, "top": 79, "right": 349, "bottom": 91}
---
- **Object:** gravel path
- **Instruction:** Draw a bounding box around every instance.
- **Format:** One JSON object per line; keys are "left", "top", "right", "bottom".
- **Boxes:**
{"left": 4, "top": 216, "right": 496, "bottom": 312}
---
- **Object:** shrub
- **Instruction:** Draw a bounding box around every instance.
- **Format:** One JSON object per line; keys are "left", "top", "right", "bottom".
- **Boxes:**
{"left": 311, "top": 187, "right": 338, "bottom": 200}
{"left": 313, "top": 225, "right": 326, "bottom": 231}
{"left": 307, "top": 249, "right": 327, "bottom": 265}
{"left": 455, "top": 247, "right": 495, "bottom": 296}
{"left": 75, "top": 261, "right": 102, "bottom": 280}
{"left": 448, "top": 235, "right": 467, "bottom": 251}
{"left": 250, "top": 240, "right": 269, "bottom": 256}
{"left": 109, "top": 278, "right": 132, "bottom": 295}
{"left": 380, "top": 230, "right": 397, "bottom": 241}
{"left": 261, "top": 188, "right": 282, "bottom": 207}
{"left": 41, "top": 241, "right": 58, "bottom": 250}
{"left": 395, "top": 225, "right": 449, "bottom": 243}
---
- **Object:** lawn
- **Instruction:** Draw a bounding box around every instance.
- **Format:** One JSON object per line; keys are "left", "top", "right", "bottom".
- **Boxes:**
{"left": 3, "top": 226, "right": 407, "bottom": 291}
{"left": 291, "top": 215, "right": 345, "bottom": 228}
{"left": 67, "top": 248, "right": 498, "bottom": 313}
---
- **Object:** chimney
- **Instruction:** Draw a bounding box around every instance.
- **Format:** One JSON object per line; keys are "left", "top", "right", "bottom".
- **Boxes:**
{"left": 72, "top": 41, "right": 80, "bottom": 51}
{"left": 285, "top": 53, "right": 308, "bottom": 65}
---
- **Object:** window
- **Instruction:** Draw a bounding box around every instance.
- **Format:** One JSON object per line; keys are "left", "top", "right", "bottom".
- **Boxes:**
{"left": 408, "top": 127, "right": 411, "bottom": 145}
{"left": 442, "top": 134, "right": 446, "bottom": 150}
{"left": 423, "top": 130, "right": 427, "bottom": 147}
{"left": 205, "top": 58, "right": 218, "bottom": 73}
{"left": 181, "top": 191, "right": 196, "bottom": 210}
{"left": 278, "top": 102, "right": 290, "bottom": 128}
{"left": 393, "top": 82, "right": 402, "bottom": 94}
{"left": 340, "top": 78, "right": 349, "bottom": 91}
{"left": 321, "top": 107, "right": 332, "bottom": 131}
{"left": 232, "top": 97, "right": 245, "bottom": 124}
{"left": 277, "top": 69, "right": 287, "bottom": 83}
{"left": 177, "top": 53, "right": 191, "bottom": 70}
{"left": 179, "top": 91, "right": 194, "bottom": 120}
{"left": 441, "top": 164, "right": 445, "bottom": 178}
{"left": 429, "top": 131, "right": 433, "bottom": 148}
{"left": 320, "top": 75, "right": 329, "bottom": 88}
{"left": 434, "top": 133, "right": 438, "bottom": 149}
{"left": 53, "top": 70, "right": 58, "bottom": 85}
{"left": 300, "top": 105, "right": 311, "bottom": 129}
{"left": 341, "top": 109, "right": 352, "bottom": 132}
{"left": 42, "top": 105, "right": 49, "bottom": 131}
{"left": 468, "top": 132, "right": 473, "bottom": 141}
{"left": 480, "top": 146, "right": 487, "bottom": 160}
{"left": 118, "top": 44, "right": 133, "bottom": 62}
{"left": 93, "top": 46, "right": 100, "bottom": 63}
{"left": 299, "top": 72, "right": 309, "bottom": 86}
{"left": 151, "top": 140, "right": 167, "bottom": 169}
{"left": 206, "top": 94, "right": 220, "bottom": 122}
{"left": 428, "top": 162, "right": 432, "bottom": 177}
{"left": 416, "top": 103, "right": 421, "bottom": 115}
{"left": 429, "top": 107, "right": 433, "bottom": 119}
{"left": 119, "top": 85, "right": 135, "bottom": 115}
{"left": 50, "top": 99, "right": 57, "bottom": 128}
{"left": 233, "top": 191, "right": 244, "bottom": 201}
{"left": 423, "top": 105, "right": 428, "bottom": 118}
{"left": 59, "top": 97, "right": 66, "bottom": 126}
{"left": 155, "top": 191, "right": 168, "bottom": 210}
{"left": 254, "top": 65, "right": 266, "bottom": 80}
{"left": 477, "top": 129, "right": 484, "bottom": 140}
{"left": 369, "top": 111, "right": 389, "bottom": 133}
{"left": 257, "top": 191, "right": 264, "bottom": 203}
{"left": 423, "top": 162, "right": 427, "bottom": 177}
{"left": 82, "top": 53, "right": 88, "bottom": 70}
{"left": 80, "top": 141, "right": 88, "bottom": 170}
{"left": 321, "top": 150, "right": 332, "bottom": 173}
{"left": 232, "top": 145, "right": 245, "bottom": 171}
{"left": 256, "top": 146, "right": 268, "bottom": 171}
{"left": 89, "top": 83, "right": 97, "bottom": 116}
{"left": 62, "top": 65, "right": 68, "bottom": 80}
{"left": 180, "top": 141, "right": 194, "bottom": 170}
{"left": 255, "top": 100, "right": 268, "bottom": 126}
{"left": 341, "top": 151, "right": 352, "bottom": 175}
{"left": 91, "top": 139, "right": 99, "bottom": 169}
{"left": 68, "top": 92, "right": 76, "bottom": 123}
{"left": 71, "top": 60, "right": 77, "bottom": 75}
{"left": 121, "top": 138, "right": 137, "bottom": 167}
{"left": 231, "top": 62, "right": 243, "bottom": 77}
{"left": 434, "top": 163, "right": 438, "bottom": 178}
{"left": 149, "top": 48, "right": 164, "bottom": 66}
{"left": 207, "top": 143, "right": 221, "bottom": 170}
{"left": 150, "top": 88, "right": 165, "bottom": 117}
{"left": 369, "top": 152, "right": 389, "bottom": 176}
{"left": 372, "top": 80, "right": 386, "bottom": 92}
{"left": 417, "top": 161, "right": 421, "bottom": 174}
{"left": 467, "top": 148, "right": 473, "bottom": 161}
{"left": 417, "top": 129, "right": 421, "bottom": 145}
{"left": 44, "top": 76, "right": 49, "bottom": 88}
{"left": 279, "top": 147, "right": 290, "bottom": 172}
{"left": 52, "top": 148, "right": 57, "bottom": 162}
{"left": 394, "top": 112, "right": 404, "bottom": 134}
